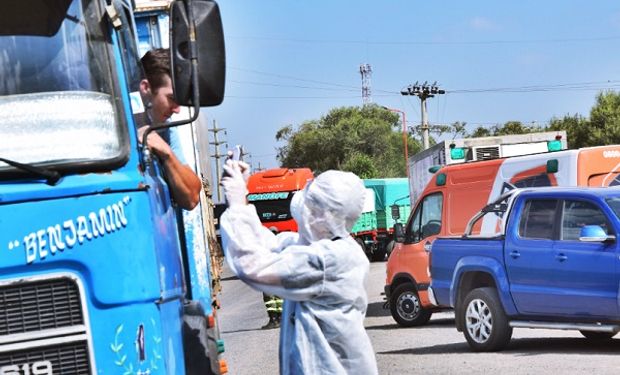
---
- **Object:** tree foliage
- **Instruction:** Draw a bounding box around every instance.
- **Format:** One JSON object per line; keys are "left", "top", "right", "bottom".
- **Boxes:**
{"left": 457, "top": 91, "right": 620, "bottom": 149}
{"left": 276, "top": 105, "right": 421, "bottom": 177}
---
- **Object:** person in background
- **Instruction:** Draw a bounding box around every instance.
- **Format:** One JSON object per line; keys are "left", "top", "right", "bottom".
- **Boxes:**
{"left": 139, "top": 48, "right": 201, "bottom": 210}
{"left": 220, "top": 161, "right": 378, "bottom": 375}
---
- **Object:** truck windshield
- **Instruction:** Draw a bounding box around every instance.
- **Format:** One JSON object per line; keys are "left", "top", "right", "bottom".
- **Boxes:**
{"left": 248, "top": 192, "right": 294, "bottom": 222}
{"left": 0, "top": 0, "right": 126, "bottom": 175}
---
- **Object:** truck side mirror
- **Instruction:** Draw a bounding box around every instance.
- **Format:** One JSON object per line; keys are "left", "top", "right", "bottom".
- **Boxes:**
{"left": 579, "top": 225, "right": 615, "bottom": 243}
{"left": 393, "top": 223, "right": 405, "bottom": 243}
{"left": 169, "top": 0, "right": 225, "bottom": 107}
{"left": 391, "top": 204, "right": 400, "bottom": 220}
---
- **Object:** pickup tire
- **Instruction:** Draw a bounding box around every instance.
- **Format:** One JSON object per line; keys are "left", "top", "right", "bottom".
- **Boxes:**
{"left": 579, "top": 330, "right": 617, "bottom": 340}
{"left": 390, "top": 283, "right": 432, "bottom": 327}
{"left": 462, "top": 287, "right": 512, "bottom": 352}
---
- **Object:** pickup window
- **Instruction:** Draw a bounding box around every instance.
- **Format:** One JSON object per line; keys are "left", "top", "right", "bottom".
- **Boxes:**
{"left": 561, "top": 200, "right": 611, "bottom": 240}
{"left": 518, "top": 199, "right": 557, "bottom": 240}
{"left": 407, "top": 193, "right": 442, "bottom": 243}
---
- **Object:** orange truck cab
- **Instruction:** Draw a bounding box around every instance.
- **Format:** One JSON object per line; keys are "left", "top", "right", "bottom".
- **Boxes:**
{"left": 385, "top": 144, "right": 620, "bottom": 327}
{"left": 247, "top": 168, "right": 314, "bottom": 233}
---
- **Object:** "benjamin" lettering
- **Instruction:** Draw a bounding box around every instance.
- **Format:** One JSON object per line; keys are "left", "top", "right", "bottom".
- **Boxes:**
{"left": 23, "top": 199, "right": 129, "bottom": 264}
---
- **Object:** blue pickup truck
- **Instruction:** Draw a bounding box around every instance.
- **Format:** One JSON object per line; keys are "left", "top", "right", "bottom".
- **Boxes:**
{"left": 430, "top": 187, "right": 620, "bottom": 351}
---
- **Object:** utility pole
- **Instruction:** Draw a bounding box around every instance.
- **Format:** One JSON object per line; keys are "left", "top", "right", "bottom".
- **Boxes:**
{"left": 401, "top": 81, "right": 445, "bottom": 150}
{"left": 208, "top": 120, "right": 227, "bottom": 202}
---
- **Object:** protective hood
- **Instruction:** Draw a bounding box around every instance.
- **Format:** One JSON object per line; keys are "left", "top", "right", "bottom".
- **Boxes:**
{"left": 291, "top": 170, "right": 365, "bottom": 243}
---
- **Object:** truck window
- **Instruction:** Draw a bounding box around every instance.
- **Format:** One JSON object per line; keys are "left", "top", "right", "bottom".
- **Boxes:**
{"left": 408, "top": 193, "right": 443, "bottom": 243}
{"left": 561, "top": 200, "right": 611, "bottom": 240}
{"left": 518, "top": 199, "right": 557, "bottom": 240}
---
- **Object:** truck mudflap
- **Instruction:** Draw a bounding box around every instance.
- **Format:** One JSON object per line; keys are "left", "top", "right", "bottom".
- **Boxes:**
{"left": 182, "top": 302, "right": 227, "bottom": 375}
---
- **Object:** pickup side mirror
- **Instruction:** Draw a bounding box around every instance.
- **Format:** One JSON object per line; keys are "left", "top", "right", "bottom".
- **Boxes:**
{"left": 393, "top": 223, "right": 405, "bottom": 243}
{"left": 579, "top": 225, "right": 616, "bottom": 243}
{"left": 170, "top": 0, "right": 226, "bottom": 106}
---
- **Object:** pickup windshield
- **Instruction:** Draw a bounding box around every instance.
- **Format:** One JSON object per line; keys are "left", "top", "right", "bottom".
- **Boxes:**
{"left": 605, "top": 197, "right": 620, "bottom": 220}
{"left": 0, "top": 0, "right": 127, "bottom": 176}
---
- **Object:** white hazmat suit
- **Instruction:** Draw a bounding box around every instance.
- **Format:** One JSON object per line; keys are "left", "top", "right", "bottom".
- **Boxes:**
{"left": 220, "top": 162, "right": 378, "bottom": 375}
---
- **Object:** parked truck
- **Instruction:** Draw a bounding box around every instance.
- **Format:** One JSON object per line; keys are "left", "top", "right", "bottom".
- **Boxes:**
{"left": 385, "top": 143, "right": 620, "bottom": 327}
{"left": 247, "top": 168, "right": 314, "bottom": 233}
{"left": 351, "top": 178, "right": 410, "bottom": 261}
{"left": 430, "top": 186, "right": 620, "bottom": 351}
{"left": 0, "top": 0, "right": 227, "bottom": 374}
{"left": 407, "top": 131, "right": 567, "bottom": 206}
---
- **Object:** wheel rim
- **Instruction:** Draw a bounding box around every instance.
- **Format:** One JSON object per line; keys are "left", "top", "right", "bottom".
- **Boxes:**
{"left": 465, "top": 298, "right": 493, "bottom": 343}
{"left": 396, "top": 291, "right": 420, "bottom": 321}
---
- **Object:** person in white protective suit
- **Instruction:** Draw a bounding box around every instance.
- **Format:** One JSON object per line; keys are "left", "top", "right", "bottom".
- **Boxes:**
{"left": 220, "top": 160, "right": 378, "bottom": 375}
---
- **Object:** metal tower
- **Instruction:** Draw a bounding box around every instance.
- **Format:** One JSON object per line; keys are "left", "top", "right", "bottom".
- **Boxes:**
{"left": 359, "top": 63, "right": 372, "bottom": 105}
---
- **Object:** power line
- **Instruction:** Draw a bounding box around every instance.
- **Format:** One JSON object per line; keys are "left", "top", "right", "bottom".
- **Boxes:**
{"left": 227, "top": 34, "right": 620, "bottom": 46}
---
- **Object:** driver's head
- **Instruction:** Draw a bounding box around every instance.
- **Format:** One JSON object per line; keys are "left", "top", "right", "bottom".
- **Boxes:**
{"left": 291, "top": 170, "right": 365, "bottom": 243}
{"left": 140, "top": 48, "right": 181, "bottom": 123}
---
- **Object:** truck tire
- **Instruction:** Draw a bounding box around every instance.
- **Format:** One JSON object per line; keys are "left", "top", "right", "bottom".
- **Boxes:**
{"left": 390, "top": 283, "right": 432, "bottom": 327}
{"left": 580, "top": 330, "right": 617, "bottom": 340}
{"left": 461, "top": 287, "right": 512, "bottom": 352}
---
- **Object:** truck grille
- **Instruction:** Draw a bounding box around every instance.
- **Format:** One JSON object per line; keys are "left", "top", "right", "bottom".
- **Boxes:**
{"left": 0, "top": 276, "right": 93, "bottom": 373}
{"left": 0, "top": 278, "right": 84, "bottom": 336}
{"left": 0, "top": 341, "right": 91, "bottom": 375}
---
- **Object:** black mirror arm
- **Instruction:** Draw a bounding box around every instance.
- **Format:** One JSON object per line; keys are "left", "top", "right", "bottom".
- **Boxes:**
{"left": 140, "top": 0, "right": 201, "bottom": 171}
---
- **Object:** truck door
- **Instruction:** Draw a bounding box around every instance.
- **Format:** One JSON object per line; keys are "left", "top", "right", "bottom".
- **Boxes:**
{"left": 507, "top": 198, "right": 618, "bottom": 318}
{"left": 551, "top": 199, "right": 618, "bottom": 318}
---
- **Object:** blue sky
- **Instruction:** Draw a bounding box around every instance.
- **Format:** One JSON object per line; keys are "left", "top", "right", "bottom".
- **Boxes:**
{"left": 206, "top": 1, "right": 620, "bottom": 172}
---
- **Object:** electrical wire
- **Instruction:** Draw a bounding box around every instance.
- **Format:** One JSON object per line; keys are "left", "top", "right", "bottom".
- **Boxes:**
{"left": 227, "top": 34, "right": 620, "bottom": 46}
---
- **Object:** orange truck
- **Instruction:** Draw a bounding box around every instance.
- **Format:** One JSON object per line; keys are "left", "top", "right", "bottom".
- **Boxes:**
{"left": 385, "top": 139, "right": 620, "bottom": 327}
{"left": 246, "top": 168, "right": 314, "bottom": 233}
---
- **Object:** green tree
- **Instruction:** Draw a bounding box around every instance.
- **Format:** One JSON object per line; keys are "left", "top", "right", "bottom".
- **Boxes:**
{"left": 276, "top": 105, "right": 421, "bottom": 177}
{"left": 546, "top": 91, "right": 620, "bottom": 148}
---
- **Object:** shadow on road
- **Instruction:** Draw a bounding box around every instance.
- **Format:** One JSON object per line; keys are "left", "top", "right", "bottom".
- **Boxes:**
{"left": 378, "top": 336, "right": 620, "bottom": 356}
{"left": 366, "top": 317, "right": 456, "bottom": 331}
{"left": 222, "top": 327, "right": 269, "bottom": 334}
{"left": 366, "top": 302, "right": 390, "bottom": 317}
{"left": 220, "top": 275, "right": 239, "bottom": 282}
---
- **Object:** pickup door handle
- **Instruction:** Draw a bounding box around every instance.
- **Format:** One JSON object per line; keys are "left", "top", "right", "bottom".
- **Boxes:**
{"left": 556, "top": 253, "right": 568, "bottom": 262}
{"left": 509, "top": 250, "right": 520, "bottom": 259}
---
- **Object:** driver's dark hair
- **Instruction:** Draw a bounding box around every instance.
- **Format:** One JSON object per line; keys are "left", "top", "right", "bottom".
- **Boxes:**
{"left": 141, "top": 48, "right": 171, "bottom": 93}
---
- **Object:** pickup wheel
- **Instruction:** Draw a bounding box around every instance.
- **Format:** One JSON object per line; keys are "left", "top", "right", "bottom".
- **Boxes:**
{"left": 580, "top": 330, "right": 617, "bottom": 340}
{"left": 462, "top": 287, "right": 512, "bottom": 352}
{"left": 390, "top": 283, "right": 432, "bottom": 327}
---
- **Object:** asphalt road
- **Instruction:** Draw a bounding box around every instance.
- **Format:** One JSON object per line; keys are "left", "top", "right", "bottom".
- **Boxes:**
{"left": 218, "top": 261, "right": 620, "bottom": 374}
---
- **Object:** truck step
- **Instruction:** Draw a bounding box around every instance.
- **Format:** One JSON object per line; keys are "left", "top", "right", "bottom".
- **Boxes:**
{"left": 509, "top": 320, "right": 620, "bottom": 332}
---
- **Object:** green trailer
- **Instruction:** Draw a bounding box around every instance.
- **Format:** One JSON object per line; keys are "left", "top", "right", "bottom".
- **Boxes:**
{"left": 351, "top": 178, "right": 410, "bottom": 261}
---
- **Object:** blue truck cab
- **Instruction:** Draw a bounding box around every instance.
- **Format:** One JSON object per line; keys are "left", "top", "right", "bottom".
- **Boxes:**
{"left": 0, "top": 0, "right": 227, "bottom": 373}
{"left": 430, "top": 187, "right": 620, "bottom": 351}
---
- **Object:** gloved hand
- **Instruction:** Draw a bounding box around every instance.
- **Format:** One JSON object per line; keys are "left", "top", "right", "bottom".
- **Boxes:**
{"left": 221, "top": 160, "right": 249, "bottom": 207}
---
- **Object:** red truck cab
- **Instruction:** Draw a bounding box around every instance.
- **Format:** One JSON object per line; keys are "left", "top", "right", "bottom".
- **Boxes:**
{"left": 247, "top": 168, "right": 314, "bottom": 233}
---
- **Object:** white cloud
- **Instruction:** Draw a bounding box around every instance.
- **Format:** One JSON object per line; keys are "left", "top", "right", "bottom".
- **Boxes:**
{"left": 470, "top": 16, "right": 499, "bottom": 31}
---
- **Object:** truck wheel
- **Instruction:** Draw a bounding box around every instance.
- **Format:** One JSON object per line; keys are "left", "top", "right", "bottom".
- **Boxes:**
{"left": 462, "top": 287, "right": 512, "bottom": 352}
{"left": 580, "top": 330, "right": 617, "bottom": 340}
{"left": 390, "top": 283, "right": 432, "bottom": 327}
